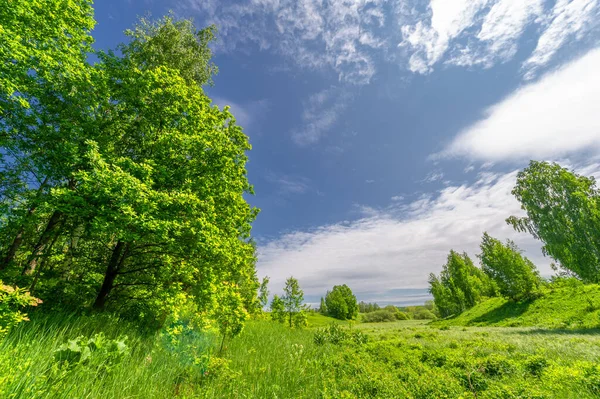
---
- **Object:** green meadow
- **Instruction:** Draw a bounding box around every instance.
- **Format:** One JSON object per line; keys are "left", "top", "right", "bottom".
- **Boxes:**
{"left": 3, "top": 289, "right": 600, "bottom": 399}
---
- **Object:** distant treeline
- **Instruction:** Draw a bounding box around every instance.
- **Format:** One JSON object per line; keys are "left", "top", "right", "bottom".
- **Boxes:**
{"left": 354, "top": 301, "right": 437, "bottom": 322}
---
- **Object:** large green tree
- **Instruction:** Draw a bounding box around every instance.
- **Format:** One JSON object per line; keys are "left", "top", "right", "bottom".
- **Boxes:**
{"left": 479, "top": 233, "right": 540, "bottom": 300}
{"left": 429, "top": 251, "right": 495, "bottom": 318}
{"left": 324, "top": 284, "right": 358, "bottom": 320}
{"left": 0, "top": 9, "right": 258, "bottom": 326}
{"left": 508, "top": 161, "right": 600, "bottom": 283}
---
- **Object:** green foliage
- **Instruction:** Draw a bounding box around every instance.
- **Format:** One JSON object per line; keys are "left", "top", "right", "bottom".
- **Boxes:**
{"left": 314, "top": 323, "right": 368, "bottom": 346}
{"left": 429, "top": 250, "right": 495, "bottom": 318}
{"left": 324, "top": 284, "right": 358, "bottom": 320}
{"left": 257, "top": 276, "right": 270, "bottom": 310}
{"left": 121, "top": 14, "right": 218, "bottom": 87}
{"left": 0, "top": 282, "right": 40, "bottom": 337}
{"left": 0, "top": 0, "right": 95, "bottom": 106}
{"left": 508, "top": 161, "right": 600, "bottom": 283}
{"left": 358, "top": 301, "right": 380, "bottom": 313}
{"left": 434, "top": 281, "right": 600, "bottom": 328}
{"left": 53, "top": 333, "right": 129, "bottom": 372}
{"left": 411, "top": 308, "right": 437, "bottom": 320}
{"left": 269, "top": 295, "right": 286, "bottom": 323}
{"left": 479, "top": 232, "right": 541, "bottom": 300}
{"left": 319, "top": 297, "right": 327, "bottom": 314}
{"left": 280, "top": 277, "right": 307, "bottom": 328}
{"left": 211, "top": 282, "right": 249, "bottom": 353}
{"left": 3, "top": 313, "right": 600, "bottom": 398}
{"left": 362, "top": 309, "right": 398, "bottom": 323}
{"left": 0, "top": 6, "right": 258, "bottom": 329}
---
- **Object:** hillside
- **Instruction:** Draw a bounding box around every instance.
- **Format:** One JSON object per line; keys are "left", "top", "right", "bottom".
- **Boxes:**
{"left": 435, "top": 281, "right": 600, "bottom": 329}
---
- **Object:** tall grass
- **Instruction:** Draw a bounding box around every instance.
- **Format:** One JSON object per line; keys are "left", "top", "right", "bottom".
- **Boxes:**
{"left": 3, "top": 311, "right": 600, "bottom": 398}
{"left": 0, "top": 312, "right": 214, "bottom": 398}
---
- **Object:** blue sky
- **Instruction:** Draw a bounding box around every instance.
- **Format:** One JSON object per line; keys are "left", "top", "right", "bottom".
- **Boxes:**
{"left": 93, "top": 0, "right": 600, "bottom": 306}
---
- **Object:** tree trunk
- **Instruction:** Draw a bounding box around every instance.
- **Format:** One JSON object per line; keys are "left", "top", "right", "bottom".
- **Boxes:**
{"left": 0, "top": 225, "right": 25, "bottom": 271}
{"left": 23, "top": 210, "right": 63, "bottom": 275}
{"left": 93, "top": 241, "right": 127, "bottom": 310}
{"left": 1, "top": 177, "right": 48, "bottom": 271}
{"left": 29, "top": 227, "right": 63, "bottom": 292}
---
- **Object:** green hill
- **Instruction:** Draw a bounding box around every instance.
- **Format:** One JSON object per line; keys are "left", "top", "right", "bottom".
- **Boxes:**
{"left": 306, "top": 312, "right": 349, "bottom": 327}
{"left": 435, "top": 281, "right": 600, "bottom": 329}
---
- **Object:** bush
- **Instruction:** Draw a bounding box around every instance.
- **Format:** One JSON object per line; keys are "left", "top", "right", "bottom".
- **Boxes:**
{"left": 396, "top": 311, "right": 409, "bottom": 320}
{"left": 362, "top": 310, "right": 397, "bottom": 323}
{"left": 53, "top": 333, "right": 129, "bottom": 376}
{"left": 412, "top": 309, "right": 437, "bottom": 320}
{"left": 0, "top": 281, "right": 41, "bottom": 337}
{"left": 313, "top": 324, "right": 368, "bottom": 346}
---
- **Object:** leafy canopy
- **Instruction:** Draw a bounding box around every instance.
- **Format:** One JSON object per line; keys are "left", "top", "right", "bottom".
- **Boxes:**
{"left": 324, "top": 284, "right": 358, "bottom": 320}
{"left": 479, "top": 233, "right": 540, "bottom": 300}
{"left": 508, "top": 161, "right": 600, "bottom": 283}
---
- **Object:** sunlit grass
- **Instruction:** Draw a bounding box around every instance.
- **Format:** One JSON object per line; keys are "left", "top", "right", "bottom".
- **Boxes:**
{"left": 2, "top": 311, "right": 600, "bottom": 398}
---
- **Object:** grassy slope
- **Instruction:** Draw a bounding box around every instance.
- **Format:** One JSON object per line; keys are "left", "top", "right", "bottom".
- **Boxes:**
{"left": 435, "top": 283, "right": 600, "bottom": 328}
{"left": 306, "top": 312, "right": 349, "bottom": 327}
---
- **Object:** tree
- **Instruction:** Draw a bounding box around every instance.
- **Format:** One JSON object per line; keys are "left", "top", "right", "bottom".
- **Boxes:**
{"left": 479, "top": 233, "right": 540, "bottom": 300}
{"left": 0, "top": 12, "right": 259, "bottom": 328}
{"left": 429, "top": 250, "right": 495, "bottom": 318}
{"left": 281, "top": 277, "right": 306, "bottom": 328}
{"left": 358, "top": 301, "right": 380, "bottom": 313}
{"left": 211, "top": 282, "right": 249, "bottom": 354}
{"left": 258, "top": 276, "right": 270, "bottom": 310}
{"left": 324, "top": 284, "right": 358, "bottom": 320}
{"left": 270, "top": 295, "right": 285, "bottom": 323}
{"left": 319, "top": 297, "right": 327, "bottom": 314}
{"left": 508, "top": 161, "right": 600, "bottom": 283}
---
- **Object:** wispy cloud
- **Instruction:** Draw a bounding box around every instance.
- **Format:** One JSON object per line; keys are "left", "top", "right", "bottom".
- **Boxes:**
{"left": 400, "top": 0, "right": 599, "bottom": 77}
{"left": 292, "top": 87, "right": 351, "bottom": 146}
{"left": 179, "top": 0, "right": 388, "bottom": 84}
{"left": 522, "top": 0, "right": 600, "bottom": 79}
{"left": 211, "top": 97, "right": 270, "bottom": 133}
{"left": 266, "top": 172, "right": 312, "bottom": 195}
{"left": 257, "top": 165, "right": 600, "bottom": 298}
{"left": 439, "top": 47, "right": 600, "bottom": 162}
{"left": 420, "top": 171, "right": 444, "bottom": 183}
{"left": 180, "top": 0, "right": 599, "bottom": 82}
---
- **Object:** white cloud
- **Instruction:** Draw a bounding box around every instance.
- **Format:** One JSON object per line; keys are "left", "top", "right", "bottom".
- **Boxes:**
{"left": 523, "top": 0, "right": 599, "bottom": 79}
{"left": 440, "top": 47, "right": 600, "bottom": 162}
{"left": 179, "top": 0, "right": 388, "bottom": 84}
{"left": 476, "top": 0, "right": 544, "bottom": 63}
{"left": 400, "top": 0, "right": 496, "bottom": 73}
{"left": 421, "top": 171, "right": 444, "bottom": 183}
{"left": 400, "top": 0, "right": 599, "bottom": 76}
{"left": 292, "top": 87, "right": 350, "bottom": 145}
{"left": 257, "top": 169, "right": 578, "bottom": 299}
{"left": 266, "top": 173, "right": 312, "bottom": 195}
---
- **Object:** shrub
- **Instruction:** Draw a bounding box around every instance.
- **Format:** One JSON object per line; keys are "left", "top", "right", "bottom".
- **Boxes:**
{"left": 362, "top": 310, "right": 397, "bottom": 323}
{"left": 314, "top": 324, "right": 368, "bottom": 346}
{"left": 524, "top": 355, "right": 548, "bottom": 377}
{"left": 412, "top": 308, "right": 437, "bottom": 320}
{"left": 0, "top": 281, "right": 41, "bottom": 337}
{"left": 53, "top": 333, "right": 129, "bottom": 375}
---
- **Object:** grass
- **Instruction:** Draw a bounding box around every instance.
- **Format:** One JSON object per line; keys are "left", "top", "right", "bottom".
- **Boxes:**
{"left": 306, "top": 312, "right": 349, "bottom": 327}
{"left": 3, "top": 310, "right": 600, "bottom": 398}
{"left": 435, "top": 282, "right": 600, "bottom": 328}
